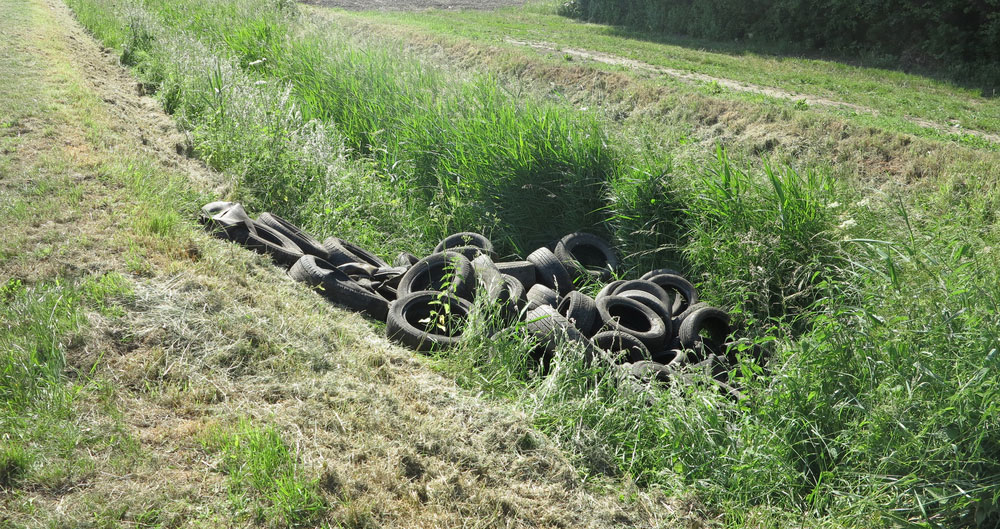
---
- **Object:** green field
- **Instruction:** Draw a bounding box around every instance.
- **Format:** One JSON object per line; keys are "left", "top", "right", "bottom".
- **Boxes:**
{"left": 5, "top": 0, "right": 1000, "bottom": 526}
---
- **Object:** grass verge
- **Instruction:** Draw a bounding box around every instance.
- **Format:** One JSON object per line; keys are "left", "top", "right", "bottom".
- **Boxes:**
{"left": 59, "top": 0, "right": 1000, "bottom": 526}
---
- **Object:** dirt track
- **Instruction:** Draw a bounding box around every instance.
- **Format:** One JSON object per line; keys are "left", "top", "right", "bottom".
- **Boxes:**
{"left": 300, "top": 0, "right": 524, "bottom": 10}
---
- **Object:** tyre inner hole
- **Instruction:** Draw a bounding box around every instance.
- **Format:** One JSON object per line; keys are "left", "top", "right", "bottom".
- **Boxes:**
{"left": 607, "top": 303, "right": 651, "bottom": 333}
{"left": 572, "top": 244, "right": 608, "bottom": 268}
{"left": 406, "top": 300, "right": 467, "bottom": 337}
{"left": 256, "top": 227, "right": 284, "bottom": 246}
{"left": 698, "top": 318, "right": 729, "bottom": 344}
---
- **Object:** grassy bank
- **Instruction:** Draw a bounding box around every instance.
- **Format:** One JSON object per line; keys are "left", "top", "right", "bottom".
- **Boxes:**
{"left": 60, "top": 0, "right": 1000, "bottom": 526}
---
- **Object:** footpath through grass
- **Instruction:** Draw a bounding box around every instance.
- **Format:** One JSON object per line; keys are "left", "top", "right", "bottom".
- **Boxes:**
{"left": 60, "top": 0, "right": 1000, "bottom": 527}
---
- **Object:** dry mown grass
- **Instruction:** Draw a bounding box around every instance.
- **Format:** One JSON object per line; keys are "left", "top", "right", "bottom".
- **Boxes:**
{"left": 0, "top": 0, "right": 695, "bottom": 526}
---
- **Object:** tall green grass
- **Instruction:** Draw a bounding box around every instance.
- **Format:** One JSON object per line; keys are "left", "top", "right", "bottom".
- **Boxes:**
{"left": 63, "top": 0, "right": 1000, "bottom": 526}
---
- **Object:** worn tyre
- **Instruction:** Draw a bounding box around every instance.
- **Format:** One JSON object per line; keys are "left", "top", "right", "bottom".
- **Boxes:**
{"left": 524, "top": 305, "right": 594, "bottom": 364}
{"left": 386, "top": 290, "right": 473, "bottom": 352}
{"left": 596, "top": 295, "right": 667, "bottom": 352}
{"left": 595, "top": 279, "right": 626, "bottom": 302}
{"left": 288, "top": 255, "right": 389, "bottom": 320}
{"left": 393, "top": 251, "right": 420, "bottom": 268}
{"left": 592, "top": 330, "right": 648, "bottom": 364}
{"left": 244, "top": 220, "right": 303, "bottom": 268}
{"left": 397, "top": 251, "right": 475, "bottom": 300}
{"left": 644, "top": 273, "right": 698, "bottom": 316}
{"left": 496, "top": 260, "right": 536, "bottom": 290}
{"left": 616, "top": 289, "right": 675, "bottom": 345}
{"left": 554, "top": 232, "right": 618, "bottom": 280}
{"left": 678, "top": 306, "right": 731, "bottom": 359}
{"left": 434, "top": 232, "right": 494, "bottom": 256}
{"left": 322, "top": 237, "right": 388, "bottom": 268}
{"left": 640, "top": 268, "right": 683, "bottom": 281}
{"left": 258, "top": 212, "right": 327, "bottom": 259}
{"left": 527, "top": 247, "right": 574, "bottom": 296}
{"left": 526, "top": 284, "right": 559, "bottom": 312}
{"left": 199, "top": 201, "right": 238, "bottom": 225}
{"left": 556, "top": 291, "right": 599, "bottom": 337}
{"left": 628, "top": 361, "right": 672, "bottom": 383}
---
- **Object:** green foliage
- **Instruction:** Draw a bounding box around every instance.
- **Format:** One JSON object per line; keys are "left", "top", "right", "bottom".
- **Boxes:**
{"left": 561, "top": 0, "right": 1000, "bottom": 89}
{"left": 64, "top": 0, "right": 1000, "bottom": 526}
{"left": 202, "top": 419, "right": 327, "bottom": 527}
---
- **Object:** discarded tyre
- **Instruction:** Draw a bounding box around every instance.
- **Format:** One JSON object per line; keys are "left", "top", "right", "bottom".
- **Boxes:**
{"left": 397, "top": 251, "right": 476, "bottom": 301}
{"left": 596, "top": 295, "right": 668, "bottom": 352}
{"left": 434, "top": 232, "right": 495, "bottom": 257}
{"left": 643, "top": 273, "right": 698, "bottom": 316}
{"left": 556, "top": 291, "right": 599, "bottom": 337}
{"left": 258, "top": 212, "right": 327, "bottom": 259}
{"left": 554, "top": 232, "right": 618, "bottom": 280}
{"left": 526, "top": 284, "right": 559, "bottom": 311}
{"left": 322, "top": 237, "right": 388, "bottom": 269}
{"left": 524, "top": 305, "right": 594, "bottom": 367}
{"left": 592, "top": 330, "right": 648, "bottom": 364}
{"left": 386, "top": 290, "right": 473, "bottom": 352}
{"left": 496, "top": 260, "right": 536, "bottom": 290}
{"left": 289, "top": 255, "right": 389, "bottom": 320}
{"left": 527, "top": 247, "right": 574, "bottom": 296}
{"left": 678, "top": 306, "right": 731, "bottom": 360}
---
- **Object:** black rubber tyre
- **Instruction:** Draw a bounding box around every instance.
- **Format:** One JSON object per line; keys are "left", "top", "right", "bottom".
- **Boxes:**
{"left": 397, "top": 251, "right": 475, "bottom": 301}
{"left": 448, "top": 245, "right": 492, "bottom": 261}
{"left": 496, "top": 261, "right": 536, "bottom": 290}
{"left": 321, "top": 237, "right": 388, "bottom": 268}
{"left": 434, "top": 232, "right": 494, "bottom": 256}
{"left": 500, "top": 274, "right": 526, "bottom": 307}
{"left": 526, "top": 284, "right": 559, "bottom": 311}
{"left": 199, "top": 201, "right": 238, "bottom": 225}
{"left": 678, "top": 306, "right": 731, "bottom": 359}
{"left": 393, "top": 252, "right": 420, "bottom": 268}
{"left": 644, "top": 273, "right": 698, "bottom": 316}
{"left": 673, "top": 301, "right": 709, "bottom": 332}
{"left": 592, "top": 330, "right": 648, "bottom": 364}
{"left": 258, "top": 212, "right": 327, "bottom": 259}
{"left": 628, "top": 361, "right": 672, "bottom": 383}
{"left": 595, "top": 279, "right": 626, "bottom": 302}
{"left": 527, "top": 247, "right": 574, "bottom": 296}
{"left": 323, "top": 238, "right": 368, "bottom": 268}
{"left": 338, "top": 262, "right": 377, "bottom": 279}
{"left": 288, "top": 255, "right": 389, "bottom": 320}
{"left": 651, "top": 348, "right": 688, "bottom": 368}
{"left": 205, "top": 203, "right": 253, "bottom": 243}
{"left": 556, "top": 291, "right": 599, "bottom": 337}
{"left": 609, "top": 280, "right": 671, "bottom": 308}
{"left": 524, "top": 305, "right": 594, "bottom": 366}
{"left": 472, "top": 255, "right": 504, "bottom": 300}
{"left": 640, "top": 268, "right": 683, "bottom": 281}
{"left": 616, "top": 289, "right": 675, "bottom": 345}
{"left": 554, "top": 232, "right": 618, "bottom": 280}
{"left": 372, "top": 266, "right": 408, "bottom": 289}
{"left": 596, "top": 295, "right": 667, "bottom": 352}
{"left": 244, "top": 220, "right": 304, "bottom": 268}
{"left": 386, "top": 290, "right": 473, "bottom": 352}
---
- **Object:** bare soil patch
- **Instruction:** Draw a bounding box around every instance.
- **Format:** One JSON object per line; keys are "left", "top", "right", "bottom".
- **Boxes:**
{"left": 301, "top": 0, "right": 525, "bottom": 11}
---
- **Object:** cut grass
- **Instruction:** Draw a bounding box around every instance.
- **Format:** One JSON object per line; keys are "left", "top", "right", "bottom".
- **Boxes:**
{"left": 57, "top": 0, "right": 1000, "bottom": 526}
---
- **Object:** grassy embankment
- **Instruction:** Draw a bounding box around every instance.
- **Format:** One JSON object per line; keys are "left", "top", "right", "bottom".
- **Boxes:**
{"left": 3, "top": 0, "right": 657, "bottom": 526}
{"left": 59, "top": 0, "right": 1000, "bottom": 527}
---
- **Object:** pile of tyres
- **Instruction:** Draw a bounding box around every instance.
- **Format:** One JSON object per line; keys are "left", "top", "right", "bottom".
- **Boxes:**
{"left": 200, "top": 201, "right": 742, "bottom": 391}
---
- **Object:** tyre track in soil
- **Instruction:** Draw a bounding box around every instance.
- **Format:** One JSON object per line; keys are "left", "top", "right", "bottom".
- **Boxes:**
{"left": 505, "top": 38, "right": 1000, "bottom": 146}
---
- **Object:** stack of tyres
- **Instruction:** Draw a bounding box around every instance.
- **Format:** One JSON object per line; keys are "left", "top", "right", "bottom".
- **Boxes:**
{"left": 201, "top": 203, "right": 744, "bottom": 396}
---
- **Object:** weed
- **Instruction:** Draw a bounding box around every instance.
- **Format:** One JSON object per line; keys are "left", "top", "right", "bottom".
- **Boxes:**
{"left": 202, "top": 419, "right": 327, "bottom": 527}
